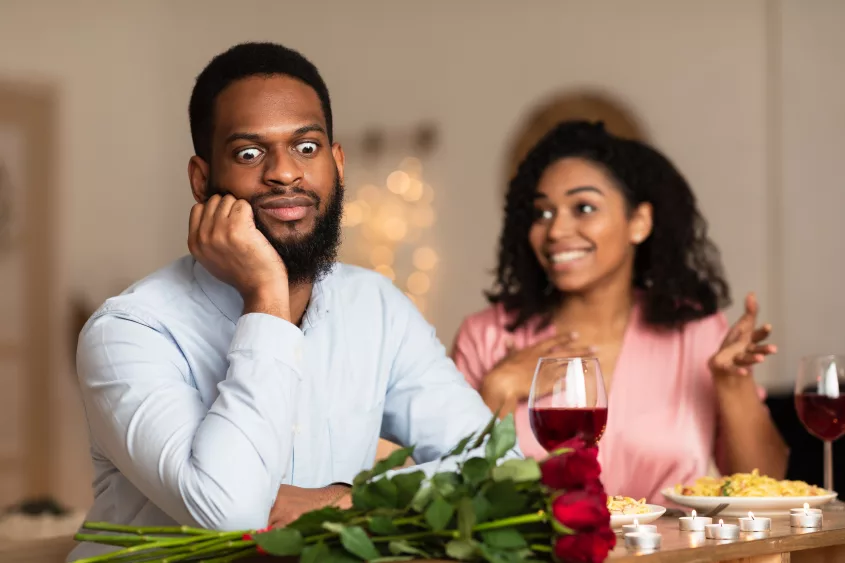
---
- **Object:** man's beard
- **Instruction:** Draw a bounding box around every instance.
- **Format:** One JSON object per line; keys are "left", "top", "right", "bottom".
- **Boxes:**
{"left": 207, "top": 173, "right": 344, "bottom": 286}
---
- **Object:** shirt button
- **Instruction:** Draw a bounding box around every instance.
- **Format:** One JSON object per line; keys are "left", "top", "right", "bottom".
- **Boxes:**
{"left": 294, "top": 345, "right": 303, "bottom": 364}
{"left": 292, "top": 424, "right": 302, "bottom": 435}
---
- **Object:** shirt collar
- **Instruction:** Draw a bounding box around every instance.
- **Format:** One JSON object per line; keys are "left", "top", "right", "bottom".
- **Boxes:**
{"left": 193, "top": 259, "right": 334, "bottom": 329}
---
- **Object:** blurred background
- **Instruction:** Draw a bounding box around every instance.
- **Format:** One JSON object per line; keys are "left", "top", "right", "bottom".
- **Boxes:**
{"left": 0, "top": 0, "right": 842, "bottom": 536}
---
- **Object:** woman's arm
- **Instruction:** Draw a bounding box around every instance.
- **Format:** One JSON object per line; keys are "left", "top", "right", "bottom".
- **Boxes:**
{"left": 714, "top": 375, "right": 788, "bottom": 478}
{"left": 710, "top": 293, "right": 789, "bottom": 478}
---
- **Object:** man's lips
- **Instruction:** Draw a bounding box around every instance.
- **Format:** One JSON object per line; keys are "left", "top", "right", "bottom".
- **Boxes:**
{"left": 259, "top": 196, "right": 316, "bottom": 222}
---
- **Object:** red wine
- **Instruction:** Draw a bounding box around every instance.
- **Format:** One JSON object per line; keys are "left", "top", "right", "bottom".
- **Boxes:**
{"left": 529, "top": 407, "right": 608, "bottom": 449}
{"left": 796, "top": 393, "right": 845, "bottom": 441}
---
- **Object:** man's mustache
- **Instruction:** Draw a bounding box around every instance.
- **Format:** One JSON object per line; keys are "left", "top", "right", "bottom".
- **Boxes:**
{"left": 206, "top": 185, "right": 321, "bottom": 210}
{"left": 251, "top": 187, "right": 321, "bottom": 209}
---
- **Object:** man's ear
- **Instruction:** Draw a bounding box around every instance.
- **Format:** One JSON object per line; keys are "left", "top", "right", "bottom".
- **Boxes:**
{"left": 188, "top": 156, "right": 210, "bottom": 204}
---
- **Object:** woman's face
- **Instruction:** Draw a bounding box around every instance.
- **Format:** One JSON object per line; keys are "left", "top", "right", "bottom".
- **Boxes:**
{"left": 528, "top": 157, "right": 652, "bottom": 294}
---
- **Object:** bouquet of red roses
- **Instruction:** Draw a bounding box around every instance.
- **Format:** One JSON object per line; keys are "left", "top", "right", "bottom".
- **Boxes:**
{"left": 73, "top": 415, "right": 615, "bottom": 562}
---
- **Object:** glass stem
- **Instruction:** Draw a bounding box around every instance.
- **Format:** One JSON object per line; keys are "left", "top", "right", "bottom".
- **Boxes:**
{"left": 824, "top": 440, "right": 834, "bottom": 493}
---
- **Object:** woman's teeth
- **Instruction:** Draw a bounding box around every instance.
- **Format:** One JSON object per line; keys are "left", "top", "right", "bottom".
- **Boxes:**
{"left": 550, "top": 250, "right": 590, "bottom": 264}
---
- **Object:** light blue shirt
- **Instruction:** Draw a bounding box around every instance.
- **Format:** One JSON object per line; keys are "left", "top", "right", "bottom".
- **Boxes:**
{"left": 70, "top": 256, "right": 503, "bottom": 560}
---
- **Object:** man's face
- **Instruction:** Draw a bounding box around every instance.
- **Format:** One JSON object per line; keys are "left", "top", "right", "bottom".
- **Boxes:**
{"left": 191, "top": 74, "right": 346, "bottom": 284}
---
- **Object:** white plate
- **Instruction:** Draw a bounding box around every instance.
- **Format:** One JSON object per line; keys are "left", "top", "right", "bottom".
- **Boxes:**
{"left": 610, "top": 504, "right": 666, "bottom": 530}
{"left": 661, "top": 488, "right": 838, "bottom": 517}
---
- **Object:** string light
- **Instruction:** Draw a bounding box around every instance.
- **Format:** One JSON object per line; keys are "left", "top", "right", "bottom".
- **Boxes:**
{"left": 340, "top": 156, "right": 439, "bottom": 317}
{"left": 386, "top": 170, "right": 410, "bottom": 195}
{"left": 407, "top": 271, "right": 431, "bottom": 295}
{"left": 374, "top": 264, "right": 396, "bottom": 281}
{"left": 402, "top": 179, "right": 424, "bottom": 202}
{"left": 412, "top": 247, "right": 438, "bottom": 271}
{"left": 383, "top": 217, "right": 408, "bottom": 241}
{"left": 342, "top": 201, "right": 365, "bottom": 228}
{"left": 409, "top": 206, "right": 436, "bottom": 228}
{"left": 370, "top": 246, "right": 394, "bottom": 267}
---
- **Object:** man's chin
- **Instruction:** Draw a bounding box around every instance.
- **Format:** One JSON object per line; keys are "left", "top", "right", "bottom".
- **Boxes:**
{"left": 260, "top": 219, "right": 317, "bottom": 242}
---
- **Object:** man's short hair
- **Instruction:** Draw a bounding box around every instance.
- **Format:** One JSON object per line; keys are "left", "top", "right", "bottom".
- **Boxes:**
{"left": 188, "top": 42, "right": 333, "bottom": 161}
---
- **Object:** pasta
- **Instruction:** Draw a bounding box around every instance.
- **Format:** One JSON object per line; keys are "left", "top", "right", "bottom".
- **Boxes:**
{"left": 675, "top": 469, "right": 827, "bottom": 497}
{"left": 607, "top": 495, "right": 650, "bottom": 515}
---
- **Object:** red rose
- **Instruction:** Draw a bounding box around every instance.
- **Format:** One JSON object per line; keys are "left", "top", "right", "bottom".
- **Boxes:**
{"left": 551, "top": 490, "right": 610, "bottom": 532}
{"left": 554, "top": 527, "right": 616, "bottom": 563}
{"left": 541, "top": 446, "right": 601, "bottom": 491}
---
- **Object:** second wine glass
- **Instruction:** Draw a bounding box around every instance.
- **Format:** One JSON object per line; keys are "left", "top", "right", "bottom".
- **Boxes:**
{"left": 795, "top": 354, "right": 845, "bottom": 494}
{"left": 528, "top": 356, "right": 608, "bottom": 451}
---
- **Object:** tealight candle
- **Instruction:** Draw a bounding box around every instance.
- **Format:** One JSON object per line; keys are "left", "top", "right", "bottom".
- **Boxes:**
{"left": 624, "top": 531, "right": 662, "bottom": 551}
{"left": 790, "top": 503, "right": 822, "bottom": 515}
{"left": 790, "top": 503, "right": 823, "bottom": 528}
{"left": 679, "top": 510, "right": 713, "bottom": 531}
{"left": 705, "top": 519, "right": 740, "bottom": 540}
{"left": 738, "top": 511, "right": 771, "bottom": 532}
{"left": 621, "top": 518, "right": 657, "bottom": 535}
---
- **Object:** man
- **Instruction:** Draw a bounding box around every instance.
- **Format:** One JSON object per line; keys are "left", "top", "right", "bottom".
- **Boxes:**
{"left": 69, "top": 42, "right": 503, "bottom": 560}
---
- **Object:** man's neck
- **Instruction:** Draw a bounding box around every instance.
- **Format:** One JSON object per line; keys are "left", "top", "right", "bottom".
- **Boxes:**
{"left": 289, "top": 281, "right": 315, "bottom": 327}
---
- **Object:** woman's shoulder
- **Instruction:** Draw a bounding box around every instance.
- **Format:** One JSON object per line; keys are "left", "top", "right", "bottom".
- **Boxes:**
{"left": 457, "top": 303, "right": 512, "bottom": 335}
{"left": 682, "top": 310, "right": 730, "bottom": 341}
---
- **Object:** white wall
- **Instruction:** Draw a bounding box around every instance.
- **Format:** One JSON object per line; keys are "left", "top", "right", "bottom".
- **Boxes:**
{"left": 777, "top": 0, "right": 845, "bottom": 391}
{"left": 0, "top": 0, "right": 820, "bottom": 507}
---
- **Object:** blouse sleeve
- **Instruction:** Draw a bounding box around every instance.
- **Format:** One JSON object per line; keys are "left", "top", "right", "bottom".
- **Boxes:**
{"left": 451, "top": 316, "right": 488, "bottom": 390}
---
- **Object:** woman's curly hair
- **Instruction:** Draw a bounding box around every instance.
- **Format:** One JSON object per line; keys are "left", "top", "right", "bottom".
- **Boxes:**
{"left": 488, "top": 120, "right": 730, "bottom": 331}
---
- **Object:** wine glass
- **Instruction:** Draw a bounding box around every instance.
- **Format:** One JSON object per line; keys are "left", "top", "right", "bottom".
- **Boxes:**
{"left": 528, "top": 356, "right": 609, "bottom": 451}
{"left": 795, "top": 354, "right": 845, "bottom": 493}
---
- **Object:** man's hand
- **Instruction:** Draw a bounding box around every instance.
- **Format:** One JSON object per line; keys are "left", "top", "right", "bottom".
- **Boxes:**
{"left": 188, "top": 194, "right": 290, "bottom": 320}
{"left": 268, "top": 484, "right": 352, "bottom": 528}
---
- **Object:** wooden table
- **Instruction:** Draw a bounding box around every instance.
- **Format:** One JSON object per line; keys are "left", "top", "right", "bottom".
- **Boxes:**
{"left": 608, "top": 510, "right": 845, "bottom": 563}
{"left": 7, "top": 512, "right": 845, "bottom": 563}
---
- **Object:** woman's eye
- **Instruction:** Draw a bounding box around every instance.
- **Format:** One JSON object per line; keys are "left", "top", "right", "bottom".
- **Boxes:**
{"left": 577, "top": 203, "right": 597, "bottom": 215}
{"left": 534, "top": 208, "right": 555, "bottom": 222}
{"left": 296, "top": 141, "right": 318, "bottom": 155}
{"left": 236, "top": 147, "right": 263, "bottom": 162}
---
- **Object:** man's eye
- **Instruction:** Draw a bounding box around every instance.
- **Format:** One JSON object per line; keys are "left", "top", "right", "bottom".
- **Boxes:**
{"left": 296, "top": 141, "right": 318, "bottom": 155}
{"left": 236, "top": 148, "right": 263, "bottom": 162}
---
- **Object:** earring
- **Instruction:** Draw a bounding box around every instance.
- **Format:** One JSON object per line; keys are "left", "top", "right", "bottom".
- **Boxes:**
{"left": 544, "top": 280, "right": 555, "bottom": 296}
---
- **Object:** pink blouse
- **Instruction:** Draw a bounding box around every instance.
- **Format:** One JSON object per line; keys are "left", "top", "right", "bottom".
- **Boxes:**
{"left": 452, "top": 301, "right": 761, "bottom": 506}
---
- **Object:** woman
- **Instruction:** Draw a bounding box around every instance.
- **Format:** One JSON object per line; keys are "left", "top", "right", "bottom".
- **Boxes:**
{"left": 452, "top": 121, "right": 788, "bottom": 504}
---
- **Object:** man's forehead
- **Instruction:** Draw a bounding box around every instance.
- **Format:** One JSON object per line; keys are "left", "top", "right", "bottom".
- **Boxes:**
{"left": 214, "top": 75, "right": 326, "bottom": 136}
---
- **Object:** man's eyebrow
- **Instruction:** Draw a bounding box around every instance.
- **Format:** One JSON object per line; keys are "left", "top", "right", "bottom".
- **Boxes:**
{"left": 224, "top": 124, "right": 327, "bottom": 144}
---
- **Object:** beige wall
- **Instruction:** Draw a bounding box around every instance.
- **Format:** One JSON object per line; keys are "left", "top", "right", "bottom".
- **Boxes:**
{"left": 0, "top": 0, "right": 839, "bottom": 508}
{"left": 777, "top": 0, "right": 845, "bottom": 392}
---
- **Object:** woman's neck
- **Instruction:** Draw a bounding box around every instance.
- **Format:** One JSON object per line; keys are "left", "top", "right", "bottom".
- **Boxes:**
{"left": 553, "top": 268, "right": 635, "bottom": 336}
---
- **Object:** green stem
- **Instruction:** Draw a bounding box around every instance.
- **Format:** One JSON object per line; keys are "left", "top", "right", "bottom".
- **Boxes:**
{"left": 73, "top": 532, "right": 243, "bottom": 563}
{"left": 163, "top": 539, "right": 254, "bottom": 562}
{"left": 72, "top": 534, "right": 159, "bottom": 546}
{"left": 80, "top": 522, "right": 213, "bottom": 536}
{"left": 531, "top": 543, "right": 553, "bottom": 553}
{"left": 473, "top": 510, "right": 547, "bottom": 532}
{"left": 304, "top": 532, "right": 334, "bottom": 544}
{"left": 372, "top": 530, "right": 458, "bottom": 543}
{"left": 392, "top": 514, "right": 425, "bottom": 527}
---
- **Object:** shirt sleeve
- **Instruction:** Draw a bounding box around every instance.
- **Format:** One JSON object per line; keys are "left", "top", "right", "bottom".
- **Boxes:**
{"left": 77, "top": 309, "right": 304, "bottom": 531}
{"left": 379, "top": 285, "right": 521, "bottom": 474}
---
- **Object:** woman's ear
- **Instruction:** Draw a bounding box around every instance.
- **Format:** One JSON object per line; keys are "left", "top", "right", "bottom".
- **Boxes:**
{"left": 630, "top": 202, "right": 653, "bottom": 244}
